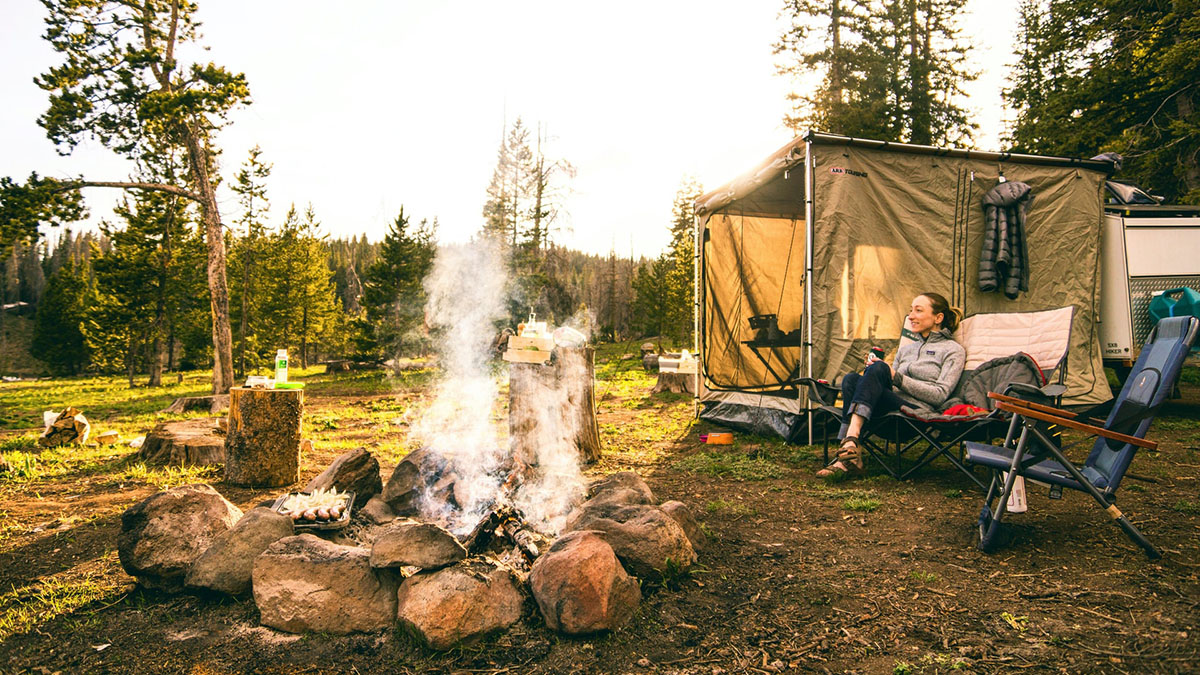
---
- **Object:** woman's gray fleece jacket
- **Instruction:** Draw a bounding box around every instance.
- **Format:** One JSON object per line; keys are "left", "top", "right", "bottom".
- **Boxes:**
{"left": 891, "top": 328, "right": 966, "bottom": 411}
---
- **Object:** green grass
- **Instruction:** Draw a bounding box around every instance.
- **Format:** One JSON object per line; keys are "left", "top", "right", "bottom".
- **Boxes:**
{"left": 843, "top": 496, "right": 882, "bottom": 512}
{"left": 674, "top": 451, "right": 784, "bottom": 481}
{"left": 0, "top": 555, "right": 127, "bottom": 641}
{"left": 909, "top": 570, "right": 938, "bottom": 584}
{"left": 942, "top": 488, "right": 962, "bottom": 499}
{"left": 1172, "top": 499, "right": 1200, "bottom": 515}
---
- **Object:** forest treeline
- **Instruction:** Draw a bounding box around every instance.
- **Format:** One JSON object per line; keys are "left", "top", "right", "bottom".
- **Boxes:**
{"left": 2, "top": 0, "right": 1196, "bottom": 384}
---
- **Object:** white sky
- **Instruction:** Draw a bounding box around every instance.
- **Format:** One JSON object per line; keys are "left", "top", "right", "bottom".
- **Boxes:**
{"left": 0, "top": 0, "right": 1018, "bottom": 259}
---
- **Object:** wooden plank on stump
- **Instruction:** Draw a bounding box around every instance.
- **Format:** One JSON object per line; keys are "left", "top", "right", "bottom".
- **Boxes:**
{"left": 223, "top": 387, "right": 303, "bottom": 487}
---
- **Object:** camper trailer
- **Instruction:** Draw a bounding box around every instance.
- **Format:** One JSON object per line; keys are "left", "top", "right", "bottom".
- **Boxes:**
{"left": 694, "top": 132, "right": 1115, "bottom": 442}
{"left": 1098, "top": 188, "right": 1200, "bottom": 371}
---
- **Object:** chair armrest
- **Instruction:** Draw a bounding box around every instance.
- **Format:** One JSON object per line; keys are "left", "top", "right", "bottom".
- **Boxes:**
{"left": 993, "top": 399, "right": 1158, "bottom": 450}
{"left": 794, "top": 377, "right": 840, "bottom": 406}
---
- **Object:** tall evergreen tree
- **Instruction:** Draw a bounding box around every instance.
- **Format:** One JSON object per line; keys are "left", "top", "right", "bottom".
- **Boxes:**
{"left": 1005, "top": 0, "right": 1200, "bottom": 203}
{"left": 358, "top": 208, "right": 437, "bottom": 361}
{"left": 228, "top": 146, "right": 273, "bottom": 376}
{"left": 777, "top": 0, "right": 977, "bottom": 145}
{"left": 30, "top": 0, "right": 252, "bottom": 393}
{"left": 31, "top": 257, "right": 92, "bottom": 375}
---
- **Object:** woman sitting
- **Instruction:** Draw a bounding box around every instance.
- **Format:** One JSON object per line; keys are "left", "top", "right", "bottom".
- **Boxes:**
{"left": 817, "top": 292, "right": 965, "bottom": 478}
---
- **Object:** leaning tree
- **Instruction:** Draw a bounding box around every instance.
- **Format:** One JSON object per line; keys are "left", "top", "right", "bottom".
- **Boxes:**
{"left": 31, "top": 0, "right": 250, "bottom": 393}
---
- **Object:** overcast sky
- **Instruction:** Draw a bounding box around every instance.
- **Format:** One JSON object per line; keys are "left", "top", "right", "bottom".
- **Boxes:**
{"left": 0, "top": 0, "right": 1018, "bottom": 258}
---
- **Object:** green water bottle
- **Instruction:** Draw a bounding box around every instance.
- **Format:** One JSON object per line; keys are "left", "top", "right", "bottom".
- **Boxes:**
{"left": 274, "top": 349, "right": 288, "bottom": 387}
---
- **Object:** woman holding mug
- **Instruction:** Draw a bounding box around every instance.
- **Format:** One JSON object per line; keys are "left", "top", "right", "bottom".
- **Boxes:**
{"left": 818, "top": 292, "right": 965, "bottom": 478}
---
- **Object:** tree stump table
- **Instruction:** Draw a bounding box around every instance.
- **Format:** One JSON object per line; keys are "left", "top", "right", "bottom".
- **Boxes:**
{"left": 508, "top": 346, "right": 602, "bottom": 478}
{"left": 223, "top": 387, "right": 304, "bottom": 487}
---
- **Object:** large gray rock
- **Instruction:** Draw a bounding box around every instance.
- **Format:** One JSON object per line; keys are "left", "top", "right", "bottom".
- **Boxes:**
{"left": 118, "top": 484, "right": 243, "bottom": 591}
{"left": 396, "top": 560, "right": 524, "bottom": 649}
{"left": 185, "top": 507, "right": 294, "bottom": 595}
{"left": 566, "top": 504, "right": 696, "bottom": 579}
{"left": 660, "top": 500, "right": 707, "bottom": 553}
{"left": 530, "top": 530, "right": 641, "bottom": 635}
{"left": 303, "top": 447, "right": 382, "bottom": 508}
{"left": 370, "top": 521, "right": 465, "bottom": 570}
{"left": 252, "top": 534, "right": 399, "bottom": 634}
{"left": 381, "top": 447, "right": 446, "bottom": 515}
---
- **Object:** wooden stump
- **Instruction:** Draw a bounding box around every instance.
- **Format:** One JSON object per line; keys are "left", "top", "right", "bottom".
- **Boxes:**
{"left": 139, "top": 418, "right": 225, "bottom": 466}
{"left": 160, "top": 395, "right": 229, "bottom": 415}
{"left": 223, "top": 387, "right": 303, "bottom": 487}
{"left": 653, "top": 372, "right": 697, "bottom": 396}
{"left": 509, "top": 346, "right": 602, "bottom": 474}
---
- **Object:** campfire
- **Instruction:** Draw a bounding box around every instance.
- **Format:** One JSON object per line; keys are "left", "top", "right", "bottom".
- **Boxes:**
{"left": 115, "top": 240, "right": 703, "bottom": 646}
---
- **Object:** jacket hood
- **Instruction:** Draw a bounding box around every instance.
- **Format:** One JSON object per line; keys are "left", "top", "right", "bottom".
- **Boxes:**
{"left": 982, "top": 180, "right": 1031, "bottom": 207}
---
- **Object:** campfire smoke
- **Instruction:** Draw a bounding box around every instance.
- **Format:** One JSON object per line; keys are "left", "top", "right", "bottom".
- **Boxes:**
{"left": 410, "top": 239, "right": 586, "bottom": 537}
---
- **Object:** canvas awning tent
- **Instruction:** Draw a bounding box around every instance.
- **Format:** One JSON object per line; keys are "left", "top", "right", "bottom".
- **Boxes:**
{"left": 696, "top": 131, "right": 1114, "bottom": 442}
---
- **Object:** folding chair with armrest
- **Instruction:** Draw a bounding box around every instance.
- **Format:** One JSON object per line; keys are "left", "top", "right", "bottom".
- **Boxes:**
{"left": 964, "top": 315, "right": 1199, "bottom": 559}
{"left": 801, "top": 306, "right": 1075, "bottom": 488}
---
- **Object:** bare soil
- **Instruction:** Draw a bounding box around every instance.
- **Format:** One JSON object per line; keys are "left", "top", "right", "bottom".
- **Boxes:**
{"left": 1, "top": 372, "right": 1198, "bottom": 674}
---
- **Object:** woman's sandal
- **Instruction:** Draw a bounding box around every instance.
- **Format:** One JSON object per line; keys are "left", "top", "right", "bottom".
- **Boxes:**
{"left": 816, "top": 437, "right": 866, "bottom": 478}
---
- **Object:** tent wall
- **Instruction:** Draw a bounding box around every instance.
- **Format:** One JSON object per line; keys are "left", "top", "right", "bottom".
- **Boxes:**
{"left": 699, "top": 135, "right": 1113, "bottom": 412}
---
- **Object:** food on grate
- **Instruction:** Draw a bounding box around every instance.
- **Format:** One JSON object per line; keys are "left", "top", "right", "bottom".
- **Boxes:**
{"left": 279, "top": 488, "right": 347, "bottom": 522}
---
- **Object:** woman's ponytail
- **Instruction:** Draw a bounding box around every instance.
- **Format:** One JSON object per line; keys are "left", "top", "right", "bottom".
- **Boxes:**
{"left": 920, "top": 292, "right": 961, "bottom": 333}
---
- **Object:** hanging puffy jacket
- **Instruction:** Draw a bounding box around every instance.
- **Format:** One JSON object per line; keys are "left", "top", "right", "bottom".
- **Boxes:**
{"left": 980, "top": 181, "right": 1034, "bottom": 299}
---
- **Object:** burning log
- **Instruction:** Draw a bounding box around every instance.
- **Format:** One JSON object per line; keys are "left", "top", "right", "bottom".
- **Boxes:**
{"left": 461, "top": 504, "right": 548, "bottom": 567}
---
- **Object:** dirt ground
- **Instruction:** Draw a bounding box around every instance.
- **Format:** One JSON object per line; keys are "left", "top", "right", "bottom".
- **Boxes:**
{"left": 1, "top": 367, "right": 1198, "bottom": 674}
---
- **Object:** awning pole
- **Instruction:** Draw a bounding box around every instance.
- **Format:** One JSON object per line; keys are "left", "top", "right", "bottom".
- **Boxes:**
{"left": 804, "top": 139, "right": 816, "bottom": 445}
{"left": 692, "top": 212, "right": 702, "bottom": 419}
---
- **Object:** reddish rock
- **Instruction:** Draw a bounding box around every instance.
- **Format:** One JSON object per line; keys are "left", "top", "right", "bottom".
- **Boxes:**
{"left": 370, "top": 521, "right": 466, "bottom": 570}
{"left": 530, "top": 530, "right": 641, "bottom": 634}
{"left": 396, "top": 560, "right": 524, "bottom": 649}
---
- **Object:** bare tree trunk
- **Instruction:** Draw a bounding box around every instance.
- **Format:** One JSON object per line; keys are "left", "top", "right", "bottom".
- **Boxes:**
{"left": 182, "top": 124, "right": 234, "bottom": 395}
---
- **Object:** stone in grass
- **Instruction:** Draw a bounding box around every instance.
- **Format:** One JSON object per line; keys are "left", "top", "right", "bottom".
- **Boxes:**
{"left": 252, "top": 534, "right": 399, "bottom": 634}
{"left": 118, "top": 483, "right": 243, "bottom": 592}
{"left": 530, "top": 530, "right": 641, "bottom": 634}
{"left": 396, "top": 559, "right": 524, "bottom": 650}
{"left": 370, "top": 521, "right": 466, "bottom": 571}
{"left": 566, "top": 503, "right": 696, "bottom": 579}
{"left": 659, "top": 500, "right": 707, "bottom": 553}
{"left": 185, "top": 507, "right": 294, "bottom": 595}
{"left": 303, "top": 447, "right": 383, "bottom": 508}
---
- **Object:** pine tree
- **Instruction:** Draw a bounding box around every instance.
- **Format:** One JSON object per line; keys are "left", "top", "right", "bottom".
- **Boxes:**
{"left": 358, "top": 209, "right": 437, "bottom": 361}
{"left": 777, "top": 0, "right": 977, "bottom": 145}
{"left": 1005, "top": 0, "right": 1200, "bottom": 202}
{"left": 228, "top": 146, "right": 273, "bottom": 376}
{"left": 31, "top": 256, "right": 92, "bottom": 375}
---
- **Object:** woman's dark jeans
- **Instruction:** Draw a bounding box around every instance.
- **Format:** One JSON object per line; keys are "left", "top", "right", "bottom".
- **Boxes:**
{"left": 839, "top": 361, "right": 907, "bottom": 439}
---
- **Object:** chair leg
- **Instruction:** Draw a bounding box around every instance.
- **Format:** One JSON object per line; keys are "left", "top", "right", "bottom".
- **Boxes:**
{"left": 1027, "top": 426, "right": 1162, "bottom": 560}
{"left": 978, "top": 427, "right": 1031, "bottom": 553}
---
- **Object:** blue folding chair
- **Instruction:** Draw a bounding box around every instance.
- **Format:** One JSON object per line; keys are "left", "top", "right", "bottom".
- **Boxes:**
{"left": 965, "top": 316, "right": 1199, "bottom": 559}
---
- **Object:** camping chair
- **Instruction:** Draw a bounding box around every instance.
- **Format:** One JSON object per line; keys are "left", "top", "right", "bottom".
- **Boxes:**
{"left": 803, "top": 306, "right": 1075, "bottom": 488}
{"left": 965, "top": 316, "right": 1199, "bottom": 559}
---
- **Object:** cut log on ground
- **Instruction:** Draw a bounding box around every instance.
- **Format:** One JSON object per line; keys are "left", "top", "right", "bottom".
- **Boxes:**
{"left": 224, "top": 387, "right": 303, "bottom": 487}
{"left": 653, "top": 372, "right": 697, "bottom": 396}
{"left": 161, "top": 395, "right": 230, "bottom": 415}
{"left": 509, "top": 346, "right": 602, "bottom": 475}
{"left": 139, "top": 419, "right": 225, "bottom": 466}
